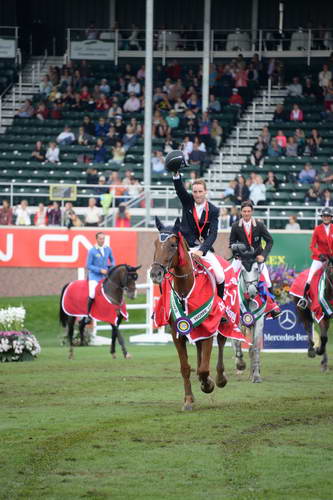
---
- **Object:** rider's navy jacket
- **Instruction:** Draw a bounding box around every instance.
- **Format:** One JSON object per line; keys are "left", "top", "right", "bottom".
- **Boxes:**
{"left": 229, "top": 218, "right": 273, "bottom": 259}
{"left": 86, "top": 246, "right": 115, "bottom": 281}
{"left": 173, "top": 175, "right": 219, "bottom": 255}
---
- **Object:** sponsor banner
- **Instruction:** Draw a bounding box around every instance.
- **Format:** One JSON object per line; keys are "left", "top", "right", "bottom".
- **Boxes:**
{"left": 70, "top": 40, "right": 114, "bottom": 60}
{"left": 263, "top": 302, "right": 308, "bottom": 350}
{"left": 0, "top": 228, "right": 137, "bottom": 268}
{"left": 0, "top": 38, "right": 16, "bottom": 58}
{"left": 266, "top": 233, "right": 312, "bottom": 272}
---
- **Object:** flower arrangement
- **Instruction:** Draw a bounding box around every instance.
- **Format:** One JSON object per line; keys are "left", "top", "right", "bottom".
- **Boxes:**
{"left": 0, "top": 306, "right": 41, "bottom": 362}
{"left": 267, "top": 265, "right": 298, "bottom": 304}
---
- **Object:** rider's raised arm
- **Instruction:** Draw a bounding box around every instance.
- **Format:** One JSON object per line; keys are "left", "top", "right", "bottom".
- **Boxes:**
{"left": 260, "top": 223, "right": 273, "bottom": 258}
{"left": 199, "top": 206, "right": 219, "bottom": 255}
{"left": 173, "top": 174, "right": 193, "bottom": 207}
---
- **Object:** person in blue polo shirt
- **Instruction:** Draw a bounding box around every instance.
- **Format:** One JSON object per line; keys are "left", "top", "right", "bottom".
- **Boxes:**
{"left": 86, "top": 231, "right": 115, "bottom": 319}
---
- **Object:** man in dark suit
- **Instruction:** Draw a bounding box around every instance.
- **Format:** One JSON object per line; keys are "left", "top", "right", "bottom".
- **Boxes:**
{"left": 167, "top": 150, "right": 225, "bottom": 299}
{"left": 229, "top": 200, "right": 280, "bottom": 318}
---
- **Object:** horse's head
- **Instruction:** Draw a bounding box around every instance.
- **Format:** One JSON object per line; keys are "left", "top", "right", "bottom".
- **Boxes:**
{"left": 232, "top": 244, "right": 260, "bottom": 298}
{"left": 150, "top": 216, "right": 184, "bottom": 284}
{"left": 106, "top": 264, "right": 141, "bottom": 300}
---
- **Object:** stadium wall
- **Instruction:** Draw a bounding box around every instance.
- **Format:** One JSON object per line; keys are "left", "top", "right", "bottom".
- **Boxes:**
{"left": 0, "top": 228, "right": 311, "bottom": 297}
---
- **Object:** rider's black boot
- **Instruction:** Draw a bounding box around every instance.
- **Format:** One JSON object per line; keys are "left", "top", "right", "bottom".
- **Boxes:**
{"left": 217, "top": 283, "right": 228, "bottom": 323}
{"left": 217, "top": 282, "right": 225, "bottom": 299}
{"left": 85, "top": 297, "right": 94, "bottom": 324}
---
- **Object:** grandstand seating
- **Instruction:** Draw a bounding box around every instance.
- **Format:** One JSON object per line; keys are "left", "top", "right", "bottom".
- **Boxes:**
{"left": 0, "top": 59, "right": 251, "bottom": 209}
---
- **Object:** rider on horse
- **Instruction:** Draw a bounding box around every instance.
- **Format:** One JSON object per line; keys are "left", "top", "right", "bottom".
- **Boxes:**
{"left": 165, "top": 150, "right": 226, "bottom": 300}
{"left": 86, "top": 232, "right": 115, "bottom": 319}
{"left": 298, "top": 206, "right": 333, "bottom": 309}
{"left": 229, "top": 200, "right": 281, "bottom": 319}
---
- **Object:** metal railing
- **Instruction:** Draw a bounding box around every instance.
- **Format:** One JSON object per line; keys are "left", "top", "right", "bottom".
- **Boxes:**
{"left": 0, "top": 181, "right": 323, "bottom": 228}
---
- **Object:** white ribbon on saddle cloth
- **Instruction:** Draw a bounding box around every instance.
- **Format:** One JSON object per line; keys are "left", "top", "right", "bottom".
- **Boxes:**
{"left": 62, "top": 280, "right": 128, "bottom": 323}
{"left": 154, "top": 255, "right": 249, "bottom": 344}
{"left": 290, "top": 268, "right": 333, "bottom": 323}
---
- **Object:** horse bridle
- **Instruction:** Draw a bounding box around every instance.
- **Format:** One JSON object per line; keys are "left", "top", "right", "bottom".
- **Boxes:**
{"left": 153, "top": 232, "right": 192, "bottom": 279}
{"left": 105, "top": 265, "right": 138, "bottom": 292}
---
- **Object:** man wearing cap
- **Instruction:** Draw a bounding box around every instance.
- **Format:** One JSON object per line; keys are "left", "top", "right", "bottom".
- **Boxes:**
{"left": 298, "top": 207, "right": 333, "bottom": 308}
{"left": 165, "top": 150, "right": 226, "bottom": 299}
{"left": 228, "top": 88, "right": 244, "bottom": 107}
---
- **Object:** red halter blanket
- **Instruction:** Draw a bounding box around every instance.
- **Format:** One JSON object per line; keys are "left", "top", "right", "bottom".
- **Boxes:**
{"left": 62, "top": 280, "right": 128, "bottom": 324}
{"left": 154, "top": 256, "right": 248, "bottom": 343}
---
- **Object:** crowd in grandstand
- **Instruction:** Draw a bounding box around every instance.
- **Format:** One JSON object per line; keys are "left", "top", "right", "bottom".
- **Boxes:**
{"left": 2, "top": 50, "right": 333, "bottom": 230}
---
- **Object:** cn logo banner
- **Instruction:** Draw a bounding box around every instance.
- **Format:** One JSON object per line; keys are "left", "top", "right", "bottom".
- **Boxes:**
{"left": 0, "top": 229, "right": 137, "bottom": 268}
{"left": 263, "top": 302, "right": 308, "bottom": 350}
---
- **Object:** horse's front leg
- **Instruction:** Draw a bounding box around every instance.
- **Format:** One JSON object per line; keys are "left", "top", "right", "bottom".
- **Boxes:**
{"left": 78, "top": 318, "right": 86, "bottom": 346}
{"left": 249, "top": 318, "right": 263, "bottom": 383}
{"left": 111, "top": 315, "right": 132, "bottom": 359}
{"left": 232, "top": 338, "right": 246, "bottom": 373}
{"left": 68, "top": 317, "right": 75, "bottom": 360}
{"left": 197, "top": 337, "right": 215, "bottom": 394}
{"left": 216, "top": 333, "right": 228, "bottom": 388}
{"left": 316, "top": 318, "right": 329, "bottom": 357}
{"left": 172, "top": 330, "right": 194, "bottom": 411}
{"left": 317, "top": 318, "right": 329, "bottom": 372}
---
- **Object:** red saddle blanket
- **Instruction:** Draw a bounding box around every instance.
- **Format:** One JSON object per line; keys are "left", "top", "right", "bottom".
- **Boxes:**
{"left": 62, "top": 280, "right": 128, "bottom": 324}
{"left": 290, "top": 268, "right": 333, "bottom": 323}
{"left": 154, "top": 256, "right": 248, "bottom": 344}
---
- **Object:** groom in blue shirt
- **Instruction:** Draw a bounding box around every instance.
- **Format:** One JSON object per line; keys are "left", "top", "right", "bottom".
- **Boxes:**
{"left": 86, "top": 231, "right": 115, "bottom": 319}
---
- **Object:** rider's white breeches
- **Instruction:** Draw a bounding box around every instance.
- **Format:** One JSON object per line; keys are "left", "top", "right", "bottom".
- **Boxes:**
{"left": 88, "top": 280, "right": 98, "bottom": 299}
{"left": 190, "top": 248, "right": 225, "bottom": 284}
{"left": 232, "top": 259, "right": 272, "bottom": 288}
{"left": 306, "top": 259, "right": 324, "bottom": 284}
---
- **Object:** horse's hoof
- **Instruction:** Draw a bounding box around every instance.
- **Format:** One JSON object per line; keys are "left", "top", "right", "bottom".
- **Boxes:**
{"left": 215, "top": 377, "right": 228, "bottom": 389}
{"left": 125, "top": 353, "right": 132, "bottom": 359}
{"left": 252, "top": 375, "right": 262, "bottom": 383}
{"left": 308, "top": 348, "right": 316, "bottom": 358}
{"left": 320, "top": 364, "right": 329, "bottom": 373}
{"left": 182, "top": 403, "right": 193, "bottom": 411}
{"left": 236, "top": 359, "right": 246, "bottom": 371}
{"left": 201, "top": 379, "right": 215, "bottom": 394}
{"left": 111, "top": 353, "right": 116, "bottom": 359}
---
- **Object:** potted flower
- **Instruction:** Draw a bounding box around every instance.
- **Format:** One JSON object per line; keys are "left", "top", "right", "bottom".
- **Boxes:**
{"left": 0, "top": 306, "right": 41, "bottom": 362}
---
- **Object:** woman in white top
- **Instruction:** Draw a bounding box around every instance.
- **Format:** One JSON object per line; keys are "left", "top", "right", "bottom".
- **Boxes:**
{"left": 15, "top": 200, "right": 31, "bottom": 226}
{"left": 46, "top": 142, "right": 60, "bottom": 163}
{"left": 285, "top": 215, "right": 300, "bottom": 231}
{"left": 249, "top": 175, "right": 266, "bottom": 206}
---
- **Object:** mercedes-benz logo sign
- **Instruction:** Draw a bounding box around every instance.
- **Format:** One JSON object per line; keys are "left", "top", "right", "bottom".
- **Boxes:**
{"left": 278, "top": 310, "right": 297, "bottom": 330}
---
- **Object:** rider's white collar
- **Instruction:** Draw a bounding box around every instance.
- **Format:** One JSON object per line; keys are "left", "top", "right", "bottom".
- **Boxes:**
{"left": 239, "top": 217, "right": 256, "bottom": 227}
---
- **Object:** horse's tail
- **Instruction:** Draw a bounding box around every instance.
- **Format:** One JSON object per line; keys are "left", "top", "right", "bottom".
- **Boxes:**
{"left": 59, "top": 284, "right": 69, "bottom": 327}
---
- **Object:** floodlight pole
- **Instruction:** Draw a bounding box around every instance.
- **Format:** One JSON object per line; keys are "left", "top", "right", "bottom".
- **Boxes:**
{"left": 202, "top": 0, "right": 211, "bottom": 113}
{"left": 144, "top": 0, "right": 154, "bottom": 227}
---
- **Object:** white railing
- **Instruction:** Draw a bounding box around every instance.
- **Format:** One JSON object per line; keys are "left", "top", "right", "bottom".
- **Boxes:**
{"left": 64, "top": 27, "right": 333, "bottom": 64}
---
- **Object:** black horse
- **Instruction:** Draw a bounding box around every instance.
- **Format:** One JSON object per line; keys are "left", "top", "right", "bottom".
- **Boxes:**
{"left": 293, "top": 257, "right": 333, "bottom": 372}
{"left": 59, "top": 264, "right": 141, "bottom": 359}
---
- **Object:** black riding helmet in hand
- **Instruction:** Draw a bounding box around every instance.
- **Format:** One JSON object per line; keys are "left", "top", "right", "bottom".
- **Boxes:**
{"left": 165, "top": 150, "right": 187, "bottom": 173}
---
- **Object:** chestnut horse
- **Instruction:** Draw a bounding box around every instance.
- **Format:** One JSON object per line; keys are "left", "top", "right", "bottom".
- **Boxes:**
{"left": 150, "top": 217, "right": 228, "bottom": 411}
{"left": 292, "top": 257, "right": 333, "bottom": 372}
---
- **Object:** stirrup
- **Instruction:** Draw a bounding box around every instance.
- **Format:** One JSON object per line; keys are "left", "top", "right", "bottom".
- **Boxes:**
{"left": 297, "top": 297, "right": 308, "bottom": 310}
